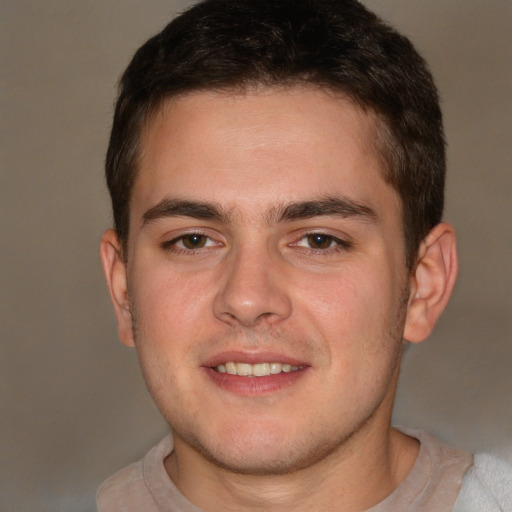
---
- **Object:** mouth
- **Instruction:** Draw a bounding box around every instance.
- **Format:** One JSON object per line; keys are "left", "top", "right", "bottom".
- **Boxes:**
{"left": 203, "top": 353, "right": 309, "bottom": 396}
{"left": 213, "top": 362, "right": 303, "bottom": 377}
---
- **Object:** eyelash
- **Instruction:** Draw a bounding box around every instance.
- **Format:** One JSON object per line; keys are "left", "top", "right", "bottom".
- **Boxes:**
{"left": 160, "top": 231, "right": 352, "bottom": 255}
{"left": 160, "top": 232, "right": 219, "bottom": 254}
{"left": 292, "top": 233, "right": 352, "bottom": 254}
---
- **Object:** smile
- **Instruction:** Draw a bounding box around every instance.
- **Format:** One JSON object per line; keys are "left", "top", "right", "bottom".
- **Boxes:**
{"left": 214, "top": 362, "right": 302, "bottom": 377}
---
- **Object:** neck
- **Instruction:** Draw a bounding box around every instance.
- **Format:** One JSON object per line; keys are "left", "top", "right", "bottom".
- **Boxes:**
{"left": 165, "top": 383, "right": 419, "bottom": 512}
{"left": 169, "top": 427, "right": 417, "bottom": 512}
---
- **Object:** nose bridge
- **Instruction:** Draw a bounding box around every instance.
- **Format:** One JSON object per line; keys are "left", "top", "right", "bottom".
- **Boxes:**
{"left": 213, "top": 238, "right": 292, "bottom": 327}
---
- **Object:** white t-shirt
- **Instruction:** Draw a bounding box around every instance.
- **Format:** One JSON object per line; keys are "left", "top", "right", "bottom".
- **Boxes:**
{"left": 97, "top": 430, "right": 511, "bottom": 511}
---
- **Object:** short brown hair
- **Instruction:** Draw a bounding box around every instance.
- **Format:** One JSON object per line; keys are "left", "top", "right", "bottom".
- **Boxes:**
{"left": 106, "top": 0, "right": 445, "bottom": 269}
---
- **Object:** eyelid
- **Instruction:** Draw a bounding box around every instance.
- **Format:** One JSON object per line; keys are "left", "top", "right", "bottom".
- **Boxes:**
{"left": 289, "top": 230, "right": 353, "bottom": 252}
{"left": 160, "top": 228, "right": 224, "bottom": 252}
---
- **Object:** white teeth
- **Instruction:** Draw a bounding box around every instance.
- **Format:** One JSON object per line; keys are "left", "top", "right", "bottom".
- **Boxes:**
{"left": 253, "top": 363, "right": 270, "bottom": 376}
{"left": 225, "top": 362, "right": 237, "bottom": 375}
{"left": 236, "top": 363, "right": 252, "bottom": 376}
{"left": 270, "top": 362, "right": 281, "bottom": 374}
{"left": 214, "top": 362, "right": 302, "bottom": 377}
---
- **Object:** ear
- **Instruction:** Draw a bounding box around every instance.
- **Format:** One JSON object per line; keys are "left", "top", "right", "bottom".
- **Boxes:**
{"left": 404, "top": 222, "right": 458, "bottom": 343}
{"left": 100, "top": 229, "right": 135, "bottom": 347}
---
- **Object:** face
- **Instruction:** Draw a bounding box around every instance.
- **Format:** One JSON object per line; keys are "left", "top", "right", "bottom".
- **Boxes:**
{"left": 117, "top": 87, "right": 412, "bottom": 474}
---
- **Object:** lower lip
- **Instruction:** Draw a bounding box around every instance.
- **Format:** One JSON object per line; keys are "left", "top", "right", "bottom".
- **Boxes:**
{"left": 203, "top": 367, "right": 308, "bottom": 396}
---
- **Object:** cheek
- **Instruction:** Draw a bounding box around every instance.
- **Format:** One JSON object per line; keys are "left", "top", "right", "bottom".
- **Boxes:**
{"left": 127, "top": 267, "right": 215, "bottom": 395}
{"left": 296, "top": 265, "right": 403, "bottom": 372}
{"left": 129, "top": 269, "right": 209, "bottom": 409}
{"left": 298, "top": 266, "right": 387, "bottom": 335}
{"left": 133, "top": 265, "right": 213, "bottom": 335}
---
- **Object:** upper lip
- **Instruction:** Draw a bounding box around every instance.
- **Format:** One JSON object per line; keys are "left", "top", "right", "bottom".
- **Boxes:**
{"left": 203, "top": 351, "right": 309, "bottom": 368}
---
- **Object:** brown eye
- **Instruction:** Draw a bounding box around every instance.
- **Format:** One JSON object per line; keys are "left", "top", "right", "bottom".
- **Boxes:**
{"left": 161, "top": 232, "right": 219, "bottom": 253}
{"left": 306, "top": 234, "right": 334, "bottom": 249}
{"left": 181, "top": 234, "right": 208, "bottom": 249}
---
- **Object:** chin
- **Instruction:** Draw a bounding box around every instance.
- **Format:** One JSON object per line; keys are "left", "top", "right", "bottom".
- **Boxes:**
{"left": 176, "top": 419, "right": 353, "bottom": 476}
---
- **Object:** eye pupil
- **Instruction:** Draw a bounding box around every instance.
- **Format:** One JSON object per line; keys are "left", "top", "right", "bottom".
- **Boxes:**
{"left": 182, "top": 234, "right": 206, "bottom": 249}
{"left": 308, "top": 234, "right": 332, "bottom": 249}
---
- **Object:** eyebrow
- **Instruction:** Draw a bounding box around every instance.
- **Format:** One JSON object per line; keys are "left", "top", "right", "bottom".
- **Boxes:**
{"left": 141, "top": 195, "right": 376, "bottom": 228}
{"left": 270, "top": 196, "right": 377, "bottom": 223}
{"left": 142, "top": 199, "right": 230, "bottom": 226}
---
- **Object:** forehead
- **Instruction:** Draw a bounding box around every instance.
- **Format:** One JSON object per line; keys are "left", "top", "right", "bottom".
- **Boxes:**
{"left": 132, "top": 86, "right": 398, "bottom": 223}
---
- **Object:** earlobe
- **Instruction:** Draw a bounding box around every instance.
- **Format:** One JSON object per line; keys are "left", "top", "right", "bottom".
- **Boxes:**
{"left": 100, "top": 229, "right": 135, "bottom": 347}
{"left": 404, "top": 223, "right": 458, "bottom": 343}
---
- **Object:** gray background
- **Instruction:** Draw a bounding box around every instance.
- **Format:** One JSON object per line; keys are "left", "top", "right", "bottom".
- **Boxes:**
{"left": 1, "top": 1, "right": 510, "bottom": 511}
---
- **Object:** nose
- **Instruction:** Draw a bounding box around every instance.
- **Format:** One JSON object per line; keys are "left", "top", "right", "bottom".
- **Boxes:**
{"left": 213, "top": 244, "right": 292, "bottom": 327}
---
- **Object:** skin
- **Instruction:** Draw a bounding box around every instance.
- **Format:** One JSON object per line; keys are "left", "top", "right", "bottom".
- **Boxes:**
{"left": 101, "top": 86, "right": 458, "bottom": 511}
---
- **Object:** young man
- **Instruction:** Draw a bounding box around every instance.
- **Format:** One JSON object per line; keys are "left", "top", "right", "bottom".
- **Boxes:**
{"left": 98, "top": 0, "right": 511, "bottom": 510}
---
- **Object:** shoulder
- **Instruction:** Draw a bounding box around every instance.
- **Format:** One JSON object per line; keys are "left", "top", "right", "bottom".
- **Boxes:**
{"left": 96, "top": 460, "right": 154, "bottom": 511}
{"left": 452, "top": 452, "right": 512, "bottom": 512}
{"left": 96, "top": 435, "right": 174, "bottom": 512}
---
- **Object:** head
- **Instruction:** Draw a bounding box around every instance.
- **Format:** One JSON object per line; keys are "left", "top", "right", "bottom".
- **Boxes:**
{"left": 106, "top": 0, "right": 445, "bottom": 270}
{"left": 100, "top": 0, "right": 457, "bottom": 481}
